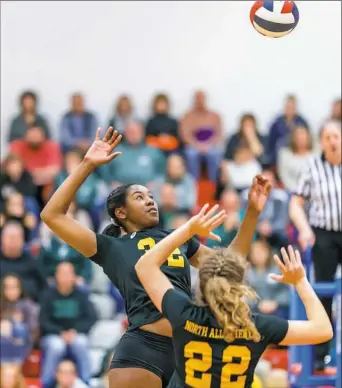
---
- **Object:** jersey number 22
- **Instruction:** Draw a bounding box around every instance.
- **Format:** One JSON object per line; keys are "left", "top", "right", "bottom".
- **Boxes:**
{"left": 185, "top": 341, "right": 251, "bottom": 388}
{"left": 137, "top": 237, "right": 185, "bottom": 267}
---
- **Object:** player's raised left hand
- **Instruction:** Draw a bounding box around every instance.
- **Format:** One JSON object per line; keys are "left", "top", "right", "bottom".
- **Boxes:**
{"left": 188, "top": 204, "right": 227, "bottom": 241}
{"left": 84, "top": 127, "right": 122, "bottom": 167}
{"left": 247, "top": 174, "right": 272, "bottom": 214}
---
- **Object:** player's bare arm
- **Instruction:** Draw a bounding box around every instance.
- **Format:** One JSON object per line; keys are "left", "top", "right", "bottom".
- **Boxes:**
{"left": 269, "top": 246, "right": 333, "bottom": 345}
{"left": 190, "top": 174, "right": 272, "bottom": 268}
{"left": 135, "top": 204, "right": 227, "bottom": 312}
{"left": 41, "top": 127, "right": 122, "bottom": 257}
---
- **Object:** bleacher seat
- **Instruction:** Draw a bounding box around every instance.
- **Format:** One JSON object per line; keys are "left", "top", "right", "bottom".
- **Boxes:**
{"left": 89, "top": 320, "right": 122, "bottom": 350}
{"left": 90, "top": 293, "right": 116, "bottom": 320}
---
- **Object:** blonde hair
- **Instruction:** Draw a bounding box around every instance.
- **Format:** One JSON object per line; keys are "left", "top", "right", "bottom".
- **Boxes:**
{"left": 198, "top": 248, "right": 261, "bottom": 343}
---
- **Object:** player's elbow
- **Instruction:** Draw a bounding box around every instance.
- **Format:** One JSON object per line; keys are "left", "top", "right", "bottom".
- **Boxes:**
{"left": 312, "top": 323, "right": 334, "bottom": 344}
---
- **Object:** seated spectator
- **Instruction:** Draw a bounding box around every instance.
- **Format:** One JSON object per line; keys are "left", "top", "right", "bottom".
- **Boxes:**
{"left": 266, "top": 94, "right": 309, "bottom": 165}
{"left": 246, "top": 240, "right": 289, "bottom": 319}
{"left": 241, "top": 169, "right": 289, "bottom": 248}
{"left": 158, "top": 183, "right": 179, "bottom": 229}
{"left": 145, "top": 93, "right": 180, "bottom": 154}
{"left": 207, "top": 189, "right": 242, "bottom": 248}
{"left": 0, "top": 153, "right": 36, "bottom": 203}
{"left": 221, "top": 144, "right": 262, "bottom": 193}
{"left": 38, "top": 230, "right": 92, "bottom": 288}
{"left": 55, "top": 148, "right": 103, "bottom": 215}
{"left": 0, "top": 364, "right": 27, "bottom": 388}
{"left": 181, "top": 90, "right": 222, "bottom": 181}
{"left": 8, "top": 90, "right": 50, "bottom": 142}
{"left": 330, "top": 98, "right": 341, "bottom": 121}
{"left": 40, "top": 262, "right": 96, "bottom": 387}
{"left": 223, "top": 113, "right": 266, "bottom": 163}
{"left": 278, "top": 125, "right": 314, "bottom": 192}
{"left": 9, "top": 125, "right": 62, "bottom": 208}
{"left": 0, "top": 274, "right": 39, "bottom": 364}
{"left": 0, "top": 193, "right": 37, "bottom": 242}
{"left": 53, "top": 360, "right": 88, "bottom": 388}
{"left": 99, "top": 122, "right": 166, "bottom": 187}
{"left": 60, "top": 94, "right": 98, "bottom": 153}
{"left": 169, "top": 213, "right": 190, "bottom": 229}
{"left": 108, "top": 95, "right": 138, "bottom": 134}
{"left": 153, "top": 154, "right": 197, "bottom": 212}
{"left": 1, "top": 222, "right": 46, "bottom": 301}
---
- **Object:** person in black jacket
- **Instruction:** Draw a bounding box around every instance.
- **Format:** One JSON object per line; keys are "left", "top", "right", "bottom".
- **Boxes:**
{"left": 0, "top": 222, "right": 46, "bottom": 301}
{"left": 40, "top": 262, "right": 97, "bottom": 387}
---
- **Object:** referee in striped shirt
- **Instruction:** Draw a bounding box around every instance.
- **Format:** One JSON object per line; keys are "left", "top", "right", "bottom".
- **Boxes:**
{"left": 290, "top": 119, "right": 341, "bottom": 370}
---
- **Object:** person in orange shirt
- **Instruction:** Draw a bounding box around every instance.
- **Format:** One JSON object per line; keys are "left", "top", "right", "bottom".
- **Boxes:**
{"left": 10, "top": 125, "right": 62, "bottom": 207}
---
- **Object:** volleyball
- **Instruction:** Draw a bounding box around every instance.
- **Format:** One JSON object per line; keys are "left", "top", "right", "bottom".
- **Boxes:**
{"left": 250, "top": 1, "right": 299, "bottom": 38}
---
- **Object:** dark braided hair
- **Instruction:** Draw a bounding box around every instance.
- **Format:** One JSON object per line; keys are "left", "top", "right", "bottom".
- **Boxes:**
{"left": 198, "top": 248, "right": 261, "bottom": 343}
{"left": 102, "top": 184, "right": 134, "bottom": 237}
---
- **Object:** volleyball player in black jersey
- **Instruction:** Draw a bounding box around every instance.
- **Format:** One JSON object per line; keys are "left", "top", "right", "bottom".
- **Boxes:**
{"left": 135, "top": 204, "right": 333, "bottom": 388}
{"left": 41, "top": 127, "right": 270, "bottom": 388}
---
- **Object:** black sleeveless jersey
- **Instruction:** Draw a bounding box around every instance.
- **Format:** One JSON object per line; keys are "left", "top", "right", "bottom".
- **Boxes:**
{"left": 162, "top": 289, "right": 289, "bottom": 388}
{"left": 89, "top": 228, "right": 200, "bottom": 330}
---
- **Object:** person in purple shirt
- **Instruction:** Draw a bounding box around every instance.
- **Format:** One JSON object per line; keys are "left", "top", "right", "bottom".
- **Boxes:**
{"left": 60, "top": 94, "right": 98, "bottom": 153}
{"left": 266, "top": 94, "right": 309, "bottom": 165}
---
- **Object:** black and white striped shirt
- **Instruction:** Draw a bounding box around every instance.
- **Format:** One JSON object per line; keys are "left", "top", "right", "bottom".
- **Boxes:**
{"left": 295, "top": 154, "right": 342, "bottom": 232}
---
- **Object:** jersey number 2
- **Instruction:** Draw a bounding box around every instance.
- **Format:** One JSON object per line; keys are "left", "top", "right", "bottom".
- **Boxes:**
{"left": 137, "top": 237, "right": 185, "bottom": 267}
{"left": 184, "top": 341, "right": 251, "bottom": 388}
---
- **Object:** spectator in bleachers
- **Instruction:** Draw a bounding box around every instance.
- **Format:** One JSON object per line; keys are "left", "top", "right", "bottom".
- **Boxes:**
{"left": 8, "top": 90, "right": 50, "bottom": 142}
{"left": 0, "top": 364, "right": 27, "bottom": 388}
{"left": 169, "top": 213, "right": 191, "bottom": 229}
{"left": 158, "top": 183, "right": 179, "bottom": 229}
{"left": 145, "top": 93, "right": 181, "bottom": 154}
{"left": 223, "top": 113, "right": 266, "bottom": 163}
{"left": 278, "top": 125, "right": 314, "bottom": 192}
{"left": 108, "top": 95, "right": 138, "bottom": 134}
{"left": 180, "top": 90, "right": 222, "bottom": 181}
{"left": 246, "top": 239, "right": 289, "bottom": 319}
{"left": 53, "top": 360, "right": 88, "bottom": 388}
{"left": 40, "top": 262, "right": 96, "bottom": 387}
{"left": 37, "top": 229, "right": 92, "bottom": 288}
{"left": 0, "top": 274, "right": 39, "bottom": 364}
{"left": 241, "top": 169, "right": 289, "bottom": 248}
{"left": 266, "top": 94, "right": 309, "bottom": 165}
{"left": 99, "top": 122, "right": 165, "bottom": 187}
{"left": 207, "top": 189, "right": 241, "bottom": 248}
{"left": 330, "top": 98, "right": 341, "bottom": 121}
{"left": 153, "top": 153, "right": 197, "bottom": 212}
{"left": 1, "top": 222, "right": 46, "bottom": 301}
{"left": 0, "top": 153, "right": 36, "bottom": 204}
{"left": 0, "top": 193, "right": 37, "bottom": 243}
{"left": 60, "top": 94, "right": 98, "bottom": 153}
{"left": 9, "top": 125, "right": 62, "bottom": 208}
{"left": 55, "top": 148, "right": 102, "bottom": 216}
{"left": 220, "top": 144, "right": 262, "bottom": 193}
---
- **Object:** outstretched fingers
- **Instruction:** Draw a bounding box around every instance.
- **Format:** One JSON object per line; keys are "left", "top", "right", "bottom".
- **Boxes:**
{"left": 204, "top": 210, "right": 227, "bottom": 229}
{"left": 109, "top": 132, "right": 122, "bottom": 150}
{"left": 202, "top": 204, "right": 219, "bottom": 221}
{"left": 103, "top": 126, "right": 114, "bottom": 142}
{"left": 95, "top": 127, "right": 102, "bottom": 140}
{"left": 273, "top": 254, "right": 287, "bottom": 273}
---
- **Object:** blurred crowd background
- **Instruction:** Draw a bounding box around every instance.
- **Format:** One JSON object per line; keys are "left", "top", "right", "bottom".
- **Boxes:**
{"left": 1, "top": 1, "right": 341, "bottom": 388}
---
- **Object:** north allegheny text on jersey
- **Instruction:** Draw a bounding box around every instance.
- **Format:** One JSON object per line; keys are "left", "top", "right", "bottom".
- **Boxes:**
{"left": 184, "top": 320, "right": 254, "bottom": 340}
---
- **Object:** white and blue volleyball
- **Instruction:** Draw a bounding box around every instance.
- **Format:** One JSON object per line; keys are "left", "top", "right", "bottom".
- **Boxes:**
{"left": 250, "top": 1, "right": 299, "bottom": 38}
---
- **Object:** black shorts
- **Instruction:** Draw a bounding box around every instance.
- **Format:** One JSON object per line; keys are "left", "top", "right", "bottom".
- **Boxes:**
{"left": 110, "top": 328, "right": 174, "bottom": 387}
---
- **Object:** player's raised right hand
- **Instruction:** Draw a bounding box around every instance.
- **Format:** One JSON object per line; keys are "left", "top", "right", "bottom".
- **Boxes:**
{"left": 84, "top": 127, "right": 122, "bottom": 167}
{"left": 269, "top": 245, "right": 306, "bottom": 286}
{"left": 188, "top": 204, "right": 227, "bottom": 241}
